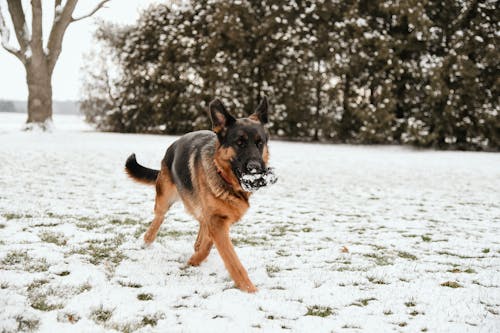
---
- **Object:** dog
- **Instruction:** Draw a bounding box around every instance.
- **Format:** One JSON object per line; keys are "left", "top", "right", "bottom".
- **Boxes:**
{"left": 125, "top": 97, "right": 272, "bottom": 293}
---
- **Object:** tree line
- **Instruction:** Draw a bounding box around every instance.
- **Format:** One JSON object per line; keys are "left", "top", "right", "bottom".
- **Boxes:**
{"left": 81, "top": 0, "right": 499, "bottom": 150}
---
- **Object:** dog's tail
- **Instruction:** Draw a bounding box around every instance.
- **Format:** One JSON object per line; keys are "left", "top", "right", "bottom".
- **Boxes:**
{"left": 125, "top": 154, "right": 159, "bottom": 185}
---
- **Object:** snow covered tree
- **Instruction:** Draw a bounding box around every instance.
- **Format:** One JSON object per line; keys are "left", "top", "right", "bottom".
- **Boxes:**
{"left": 0, "top": 0, "right": 109, "bottom": 129}
{"left": 81, "top": 0, "right": 498, "bottom": 150}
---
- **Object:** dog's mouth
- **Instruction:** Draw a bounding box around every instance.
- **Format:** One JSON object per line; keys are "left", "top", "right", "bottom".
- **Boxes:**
{"left": 233, "top": 166, "right": 278, "bottom": 193}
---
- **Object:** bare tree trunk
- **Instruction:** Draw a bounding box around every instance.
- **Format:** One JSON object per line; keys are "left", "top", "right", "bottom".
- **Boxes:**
{"left": 26, "top": 62, "right": 52, "bottom": 124}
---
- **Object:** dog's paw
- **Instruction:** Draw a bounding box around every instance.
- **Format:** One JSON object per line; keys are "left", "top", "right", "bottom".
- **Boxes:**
{"left": 141, "top": 234, "right": 155, "bottom": 249}
{"left": 143, "top": 232, "right": 156, "bottom": 247}
{"left": 187, "top": 257, "right": 201, "bottom": 266}
{"left": 239, "top": 283, "right": 258, "bottom": 293}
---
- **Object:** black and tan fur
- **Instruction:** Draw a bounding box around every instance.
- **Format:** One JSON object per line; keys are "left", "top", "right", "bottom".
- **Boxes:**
{"left": 125, "top": 97, "right": 270, "bottom": 293}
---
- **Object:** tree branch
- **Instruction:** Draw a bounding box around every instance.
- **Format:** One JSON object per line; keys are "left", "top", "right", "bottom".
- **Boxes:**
{"left": 46, "top": 0, "right": 78, "bottom": 72}
{"left": 71, "top": 0, "right": 110, "bottom": 22}
{"left": 6, "top": 0, "right": 29, "bottom": 52}
{"left": 0, "top": 3, "right": 24, "bottom": 62}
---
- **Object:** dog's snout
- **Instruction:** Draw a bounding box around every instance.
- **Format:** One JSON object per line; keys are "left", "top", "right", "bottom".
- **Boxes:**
{"left": 246, "top": 160, "right": 263, "bottom": 173}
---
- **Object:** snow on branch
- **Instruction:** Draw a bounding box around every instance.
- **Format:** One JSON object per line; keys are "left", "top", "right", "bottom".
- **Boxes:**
{"left": 71, "top": 0, "right": 110, "bottom": 22}
{"left": 5, "top": 0, "right": 30, "bottom": 52}
{"left": 0, "top": 4, "right": 23, "bottom": 60}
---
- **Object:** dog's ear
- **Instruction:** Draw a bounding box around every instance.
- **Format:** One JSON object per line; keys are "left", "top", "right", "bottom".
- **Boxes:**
{"left": 209, "top": 98, "right": 236, "bottom": 135}
{"left": 249, "top": 96, "right": 269, "bottom": 124}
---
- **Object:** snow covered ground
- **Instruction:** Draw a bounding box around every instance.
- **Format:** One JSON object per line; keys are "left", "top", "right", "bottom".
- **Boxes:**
{"left": 0, "top": 112, "right": 499, "bottom": 332}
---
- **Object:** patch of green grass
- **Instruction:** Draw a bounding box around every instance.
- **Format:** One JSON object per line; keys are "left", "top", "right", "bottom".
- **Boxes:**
{"left": 276, "top": 249, "right": 290, "bottom": 257}
{"left": 233, "top": 236, "right": 266, "bottom": 247}
{"left": 27, "top": 279, "right": 64, "bottom": 312}
{"left": 270, "top": 285, "right": 286, "bottom": 290}
{"left": 157, "top": 229, "right": 193, "bottom": 239}
{"left": 141, "top": 313, "right": 164, "bottom": 327}
{"left": 383, "top": 309, "right": 393, "bottom": 315}
{"left": 73, "top": 235, "right": 125, "bottom": 266}
{"left": 31, "top": 297, "right": 63, "bottom": 311}
{"left": 482, "top": 248, "right": 490, "bottom": 254}
{"left": 31, "top": 222, "right": 60, "bottom": 228}
{"left": 363, "top": 252, "right": 392, "bottom": 266}
{"left": 0, "top": 223, "right": 5, "bottom": 228}
{"left": 2, "top": 250, "right": 29, "bottom": 265}
{"left": 351, "top": 297, "right": 377, "bottom": 307}
{"left": 441, "top": 281, "right": 462, "bottom": 288}
{"left": 15, "top": 315, "right": 40, "bottom": 332}
{"left": 2, "top": 250, "right": 48, "bottom": 272}
{"left": 305, "top": 305, "right": 334, "bottom": 317}
{"left": 269, "top": 225, "right": 289, "bottom": 237}
{"left": 110, "top": 217, "right": 140, "bottom": 225}
{"left": 397, "top": 251, "right": 418, "bottom": 260}
{"left": 421, "top": 235, "right": 432, "bottom": 242}
{"left": 134, "top": 226, "right": 147, "bottom": 238}
{"left": 56, "top": 271, "right": 70, "bottom": 276}
{"left": 404, "top": 300, "right": 417, "bottom": 307}
{"left": 75, "top": 218, "right": 100, "bottom": 230}
{"left": 367, "top": 276, "right": 389, "bottom": 285}
{"left": 39, "top": 231, "right": 67, "bottom": 246}
{"left": 302, "top": 227, "right": 312, "bottom": 233}
{"left": 437, "top": 251, "right": 482, "bottom": 259}
{"left": 370, "top": 244, "right": 387, "bottom": 251}
{"left": 448, "top": 267, "right": 476, "bottom": 274}
{"left": 78, "top": 282, "right": 92, "bottom": 293}
{"left": 398, "top": 322, "right": 408, "bottom": 327}
{"left": 486, "top": 307, "right": 499, "bottom": 315}
{"left": 91, "top": 306, "right": 113, "bottom": 323}
{"left": 27, "top": 279, "right": 49, "bottom": 292}
{"left": 410, "top": 310, "right": 423, "bottom": 316}
{"left": 341, "top": 324, "right": 361, "bottom": 329}
{"left": 118, "top": 280, "right": 142, "bottom": 288}
{"left": 137, "top": 293, "right": 153, "bottom": 301}
{"left": 3, "top": 213, "right": 30, "bottom": 220}
{"left": 266, "top": 265, "right": 280, "bottom": 277}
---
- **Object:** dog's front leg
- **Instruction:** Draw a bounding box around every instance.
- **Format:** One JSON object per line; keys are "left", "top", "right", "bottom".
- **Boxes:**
{"left": 208, "top": 215, "right": 257, "bottom": 293}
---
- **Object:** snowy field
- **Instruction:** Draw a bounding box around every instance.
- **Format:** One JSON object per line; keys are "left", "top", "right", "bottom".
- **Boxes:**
{"left": 0, "top": 112, "right": 499, "bottom": 333}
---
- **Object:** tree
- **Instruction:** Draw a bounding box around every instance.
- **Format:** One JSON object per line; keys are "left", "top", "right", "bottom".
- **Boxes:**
{"left": 81, "top": 0, "right": 498, "bottom": 151}
{"left": 0, "top": 0, "right": 109, "bottom": 129}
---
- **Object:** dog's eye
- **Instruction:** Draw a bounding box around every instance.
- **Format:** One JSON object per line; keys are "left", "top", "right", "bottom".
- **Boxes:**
{"left": 256, "top": 140, "right": 263, "bottom": 148}
{"left": 237, "top": 138, "right": 246, "bottom": 147}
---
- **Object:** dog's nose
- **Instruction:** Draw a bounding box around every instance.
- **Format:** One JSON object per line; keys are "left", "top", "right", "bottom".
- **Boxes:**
{"left": 246, "top": 161, "right": 263, "bottom": 173}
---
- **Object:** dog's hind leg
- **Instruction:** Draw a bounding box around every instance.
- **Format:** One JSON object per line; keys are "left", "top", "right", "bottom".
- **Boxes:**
{"left": 144, "top": 168, "right": 177, "bottom": 245}
{"left": 188, "top": 222, "right": 213, "bottom": 266}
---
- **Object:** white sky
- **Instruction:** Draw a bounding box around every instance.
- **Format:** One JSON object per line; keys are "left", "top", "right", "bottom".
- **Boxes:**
{"left": 0, "top": 0, "right": 160, "bottom": 101}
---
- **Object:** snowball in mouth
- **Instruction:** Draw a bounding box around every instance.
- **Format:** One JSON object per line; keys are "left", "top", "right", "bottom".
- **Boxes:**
{"left": 239, "top": 167, "right": 278, "bottom": 192}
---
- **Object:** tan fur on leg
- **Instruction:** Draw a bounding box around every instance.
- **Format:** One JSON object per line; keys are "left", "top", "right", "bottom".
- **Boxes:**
{"left": 144, "top": 169, "right": 178, "bottom": 245}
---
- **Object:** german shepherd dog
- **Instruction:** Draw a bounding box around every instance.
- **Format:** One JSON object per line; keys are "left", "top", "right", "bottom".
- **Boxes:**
{"left": 125, "top": 97, "right": 272, "bottom": 293}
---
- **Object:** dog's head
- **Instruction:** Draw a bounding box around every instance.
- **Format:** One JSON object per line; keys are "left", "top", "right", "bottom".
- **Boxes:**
{"left": 209, "top": 97, "right": 270, "bottom": 190}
